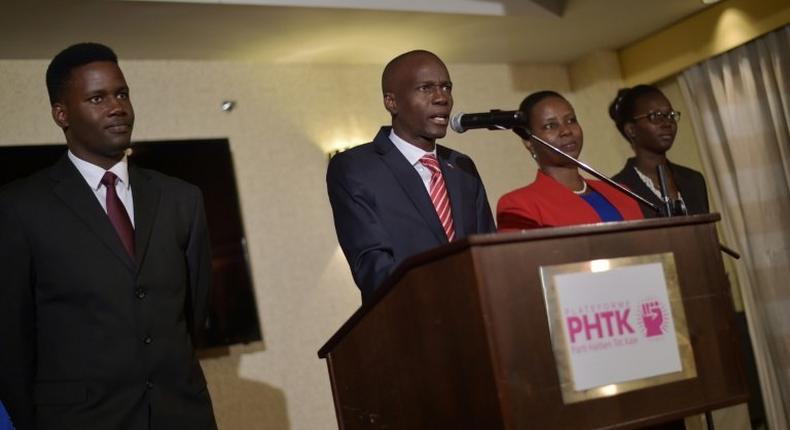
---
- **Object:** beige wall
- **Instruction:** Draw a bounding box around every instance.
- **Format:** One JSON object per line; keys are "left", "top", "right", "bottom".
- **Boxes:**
{"left": 568, "top": 50, "right": 632, "bottom": 177}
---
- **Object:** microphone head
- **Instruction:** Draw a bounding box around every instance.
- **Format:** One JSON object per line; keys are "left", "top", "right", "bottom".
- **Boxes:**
{"left": 450, "top": 112, "right": 466, "bottom": 133}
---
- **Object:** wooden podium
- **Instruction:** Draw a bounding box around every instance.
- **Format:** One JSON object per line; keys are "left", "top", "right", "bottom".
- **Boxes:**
{"left": 318, "top": 215, "right": 748, "bottom": 429}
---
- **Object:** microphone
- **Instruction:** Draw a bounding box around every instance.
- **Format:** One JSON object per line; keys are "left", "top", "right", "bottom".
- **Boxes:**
{"left": 450, "top": 109, "right": 526, "bottom": 133}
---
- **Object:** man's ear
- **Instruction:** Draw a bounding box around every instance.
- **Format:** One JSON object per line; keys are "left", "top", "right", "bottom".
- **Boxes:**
{"left": 383, "top": 92, "right": 397, "bottom": 115}
{"left": 52, "top": 103, "right": 68, "bottom": 129}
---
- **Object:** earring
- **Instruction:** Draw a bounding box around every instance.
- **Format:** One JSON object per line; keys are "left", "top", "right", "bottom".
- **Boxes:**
{"left": 530, "top": 152, "right": 537, "bottom": 160}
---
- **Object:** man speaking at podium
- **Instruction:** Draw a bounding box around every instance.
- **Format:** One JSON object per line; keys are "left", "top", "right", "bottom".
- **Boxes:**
{"left": 327, "top": 50, "right": 496, "bottom": 301}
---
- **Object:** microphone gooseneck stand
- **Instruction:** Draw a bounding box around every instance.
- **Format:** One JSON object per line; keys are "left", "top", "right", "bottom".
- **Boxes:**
{"left": 656, "top": 164, "right": 676, "bottom": 217}
{"left": 519, "top": 129, "right": 661, "bottom": 211}
{"left": 518, "top": 129, "right": 740, "bottom": 260}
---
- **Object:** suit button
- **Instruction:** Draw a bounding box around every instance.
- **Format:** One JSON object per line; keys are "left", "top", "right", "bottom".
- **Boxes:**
{"left": 146, "top": 380, "right": 154, "bottom": 389}
{"left": 135, "top": 288, "right": 146, "bottom": 299}
{"left": 144, "top": 336, "right": 152, "bottom": 345}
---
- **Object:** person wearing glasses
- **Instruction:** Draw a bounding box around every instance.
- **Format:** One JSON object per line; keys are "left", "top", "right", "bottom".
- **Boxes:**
{"left": 497, "top": 91, "right": 643, "bottom": 231}
{"left": 609, "top": 85, "right": 709, "bottom": 218}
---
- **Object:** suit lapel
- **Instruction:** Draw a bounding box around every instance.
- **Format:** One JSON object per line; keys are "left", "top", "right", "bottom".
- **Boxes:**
{"left": 374, "top": 128, "right": 447, "bottom": 244}
{"left": 49, "top": 155, "right": 136, "bottom": 272}
{"left": 129, "top": 166, "right": 160, "bottom": 272}
{"left": 437, "top": 146, "right": 465, "bottom": 238}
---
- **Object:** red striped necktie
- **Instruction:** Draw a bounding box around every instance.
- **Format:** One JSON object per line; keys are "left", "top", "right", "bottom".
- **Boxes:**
{"left": 100, "top": 171, "right": 135, "bottom": 258}
{"left": 419, "top": 154, "right": 455, "bottom": 241}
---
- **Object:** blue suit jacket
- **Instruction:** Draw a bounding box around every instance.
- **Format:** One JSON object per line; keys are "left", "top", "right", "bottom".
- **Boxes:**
{"left": 326, "top": 127, "right": 496, "bottom": 301}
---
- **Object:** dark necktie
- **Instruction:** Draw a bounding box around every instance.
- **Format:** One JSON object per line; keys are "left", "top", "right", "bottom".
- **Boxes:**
{"left": 100, "top": 171, "right": 135, "bottom": 258}
{"left": 419, "top": 154, "right": 455, "bottom": 241}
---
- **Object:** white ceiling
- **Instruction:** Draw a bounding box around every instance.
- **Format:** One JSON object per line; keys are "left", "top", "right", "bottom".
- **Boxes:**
{"left": 0, "top": 0, "right": 711, "bottom": 64}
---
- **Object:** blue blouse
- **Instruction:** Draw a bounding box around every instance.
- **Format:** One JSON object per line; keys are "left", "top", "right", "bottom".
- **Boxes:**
{"left": 580, "top": 189, "right": 624, "bottom": 222}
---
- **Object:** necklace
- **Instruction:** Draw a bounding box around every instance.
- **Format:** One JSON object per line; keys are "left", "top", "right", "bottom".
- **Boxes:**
{"left": 572, "top": 181, "right": 588, "bottom": 195}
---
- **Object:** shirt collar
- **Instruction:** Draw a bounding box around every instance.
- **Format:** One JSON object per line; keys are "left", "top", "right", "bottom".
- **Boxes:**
{"left": 389, "top": 129, "right": 437, "bottom": 167}
{"left": 67, "top": 150, "right": 130, "bottom": 191}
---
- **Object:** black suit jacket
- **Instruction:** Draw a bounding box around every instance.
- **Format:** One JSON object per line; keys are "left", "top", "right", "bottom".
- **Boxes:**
{"left": 0, "top": 155, "right": 216, "bottom": 430}
{"left": 613, "top": 157, "right": 710, "bottom": 218}
{"left": 326, "top": 127, "right": 496, "bottom": 300}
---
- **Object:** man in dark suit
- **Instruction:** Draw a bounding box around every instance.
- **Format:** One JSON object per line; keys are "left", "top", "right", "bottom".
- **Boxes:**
{"left": 0, "top": 43, "right": 217, "bottom": 430}
{"left": 327, "top": 50, "right": 496, "bottom": 301}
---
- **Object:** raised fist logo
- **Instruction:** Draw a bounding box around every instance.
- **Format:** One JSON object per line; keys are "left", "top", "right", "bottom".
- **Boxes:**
{"left": 641, "top": 301, "right": 665, "bottom": 337}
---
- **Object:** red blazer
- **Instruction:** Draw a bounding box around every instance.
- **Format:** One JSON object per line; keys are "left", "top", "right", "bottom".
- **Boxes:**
{"left": 497, "top": 171, "right": 644, "bottom": 231}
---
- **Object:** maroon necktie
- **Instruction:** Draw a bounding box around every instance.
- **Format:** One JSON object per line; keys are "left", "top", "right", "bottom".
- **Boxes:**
{"left": 100, "top": 171, "right": 135, "bottom": 258}
{"left": 419, "top": 154, "right": 455, "bottom": 241}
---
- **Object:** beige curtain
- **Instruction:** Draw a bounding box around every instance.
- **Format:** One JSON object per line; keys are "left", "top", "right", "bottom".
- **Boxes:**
{"left": 678, "top": 25, "right": 790, "bottom": 429}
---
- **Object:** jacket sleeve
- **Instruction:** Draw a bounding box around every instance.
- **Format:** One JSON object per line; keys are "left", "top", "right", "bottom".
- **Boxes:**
{"left": 475, "top": 182, "right": 497, "bottom": 234}
{"left": 496, "top": 191, "right": 541, "bottom": 231}
{"left": 326, "top": 157, "right": 396, "bottom": 301}
{"left": 184, "top": 189, "right": 212, "bottom": 341}
{"left": 467, "top": 158, "right": 496, "bottom": 234}
{"left": 0, "top": 197, "right": 36, "bottom": 430}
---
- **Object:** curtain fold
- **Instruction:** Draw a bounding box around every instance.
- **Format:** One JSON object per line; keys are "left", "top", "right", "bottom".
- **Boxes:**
{"left": 678, "top": 25, "right": 790, "bottom": 430}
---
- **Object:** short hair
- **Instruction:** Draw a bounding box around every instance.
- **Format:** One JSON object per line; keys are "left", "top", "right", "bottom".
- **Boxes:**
{"left": 513, "top": 90, "right": 567, "bottom": 140}
{"left": 46, "top": 42, "right": 118, "bottom": 104}
{"left": 608, "top": 84, "right": 663, "bottom": 140}
{"left": 381, "top": 50, "right": 443, "bottom": 95}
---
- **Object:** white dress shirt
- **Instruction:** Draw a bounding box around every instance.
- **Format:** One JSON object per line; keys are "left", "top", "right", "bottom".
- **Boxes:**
{"left": 67, "top": 150, "right": 135, "bottom": 227}
{"left": 389, "top": 129, "right": 437, "bottom": 193}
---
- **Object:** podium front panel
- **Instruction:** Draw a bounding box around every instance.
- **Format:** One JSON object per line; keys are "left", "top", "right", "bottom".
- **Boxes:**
{"left": 474, "top": 219, "right": 748, "bottom": 429}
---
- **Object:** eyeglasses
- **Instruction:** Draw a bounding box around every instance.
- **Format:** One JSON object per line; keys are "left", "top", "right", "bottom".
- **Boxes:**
{"left": 632, "top": 110, "right": 681, "bottom": 124}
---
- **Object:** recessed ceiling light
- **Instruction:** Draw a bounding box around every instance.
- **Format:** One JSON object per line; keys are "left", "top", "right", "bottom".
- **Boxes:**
{"left": 701, "top": 0, "right": 720, "bottom": 4}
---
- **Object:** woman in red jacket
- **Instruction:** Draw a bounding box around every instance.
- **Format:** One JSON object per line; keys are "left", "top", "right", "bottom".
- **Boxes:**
{"left": 497, "top": 91, "right": 644, "bottom": 231}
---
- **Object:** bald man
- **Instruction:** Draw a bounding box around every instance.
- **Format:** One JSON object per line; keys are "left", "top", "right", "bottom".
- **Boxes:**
{"left": 326, "top": 50, "right": 496, "bottom": 301}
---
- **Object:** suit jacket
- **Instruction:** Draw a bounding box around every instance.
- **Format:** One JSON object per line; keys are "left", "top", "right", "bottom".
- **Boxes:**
{"left": 0, "top": 155, "right": 216, "bottom": 430}
{"left": 326, "top": 126, "right": 496, "bottom": 300}
{"left": 497, "top": 170, "right": 644, "bottom": 231}
{"left": 612, "top": 157, "right": 710, "bottom": 218}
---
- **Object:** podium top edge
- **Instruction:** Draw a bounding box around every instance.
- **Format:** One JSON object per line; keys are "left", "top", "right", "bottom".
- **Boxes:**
{"left": 466, "top": 213, "right": 721, "bottom": 246}
{"left": 318, "top": 214, "right": 721, "bottom": 358}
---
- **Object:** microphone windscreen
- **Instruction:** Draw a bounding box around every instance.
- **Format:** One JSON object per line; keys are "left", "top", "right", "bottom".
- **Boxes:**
{"left": 450, "top": 112, "right": 466, "bottom": 133}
